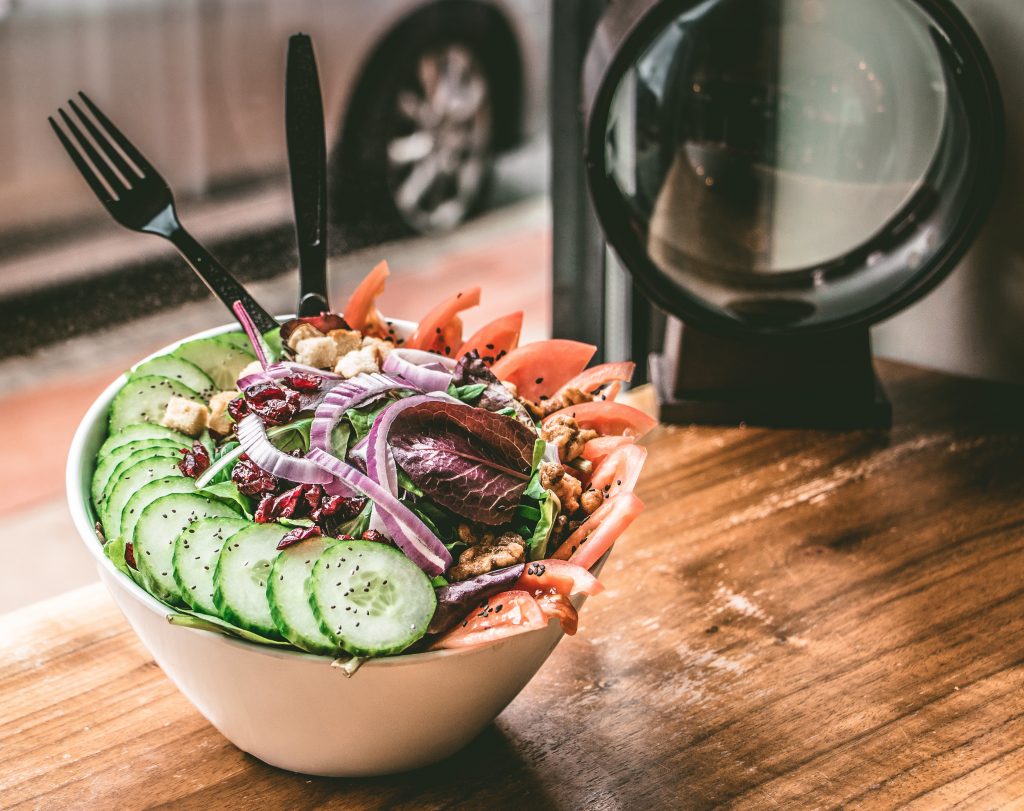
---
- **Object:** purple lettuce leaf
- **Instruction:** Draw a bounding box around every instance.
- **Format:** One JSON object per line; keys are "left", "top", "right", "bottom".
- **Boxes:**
{"left": 453, "top": 351, "right": 535, "bottom": 429}
{"left": 427, "top": 563, "right": 526, "bottom": 635}
{"left": 388, "top": 400, "right": 536, "bottom": 525}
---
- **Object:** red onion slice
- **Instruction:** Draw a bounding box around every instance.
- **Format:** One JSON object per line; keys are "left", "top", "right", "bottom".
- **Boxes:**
{"left": 365, "top": 395, "right": 441, "bottom": 497}
{"left": 382, "top": 349, "right": 456, "bottom": 393}
{"left": 232, "top": 300, "right": 269, "bottom": 369}
{"left": 307, "top": 448, "right": 452, "bottom": 576}
{"left": 236, "top": 415, "right": 333, "bottom": 484}
{"left": 237, "top": 360, "right": 344, "bottom": 391}
{"left": 309, "top": 373, "right": 411, "bottom": 453}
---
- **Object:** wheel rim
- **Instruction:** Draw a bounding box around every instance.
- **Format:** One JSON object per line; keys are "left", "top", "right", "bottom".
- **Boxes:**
{"left": 386, "top": 44, "right": 493, "bottom": 233}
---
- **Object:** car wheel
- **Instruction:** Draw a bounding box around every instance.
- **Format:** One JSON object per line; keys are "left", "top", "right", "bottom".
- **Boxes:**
{"left": 339, "top": 37, "right": 495, "bottom": 236}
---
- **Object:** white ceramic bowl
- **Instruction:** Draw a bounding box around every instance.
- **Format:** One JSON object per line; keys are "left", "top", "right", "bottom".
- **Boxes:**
{"left": 66, "top": 320, "right": 598, "bottom": 777}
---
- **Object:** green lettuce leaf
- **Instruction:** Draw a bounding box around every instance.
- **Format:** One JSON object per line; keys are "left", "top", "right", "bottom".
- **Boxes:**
{"left": 526, "top": 489, "right": 560, "bottom": 561}
{"left": 199, "top": 480, "right": 253, "bottom": 519}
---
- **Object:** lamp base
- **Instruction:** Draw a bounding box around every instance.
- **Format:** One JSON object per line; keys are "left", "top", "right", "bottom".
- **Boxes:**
{"left": 650, "top": 320, "right": 891, "bottom": 429}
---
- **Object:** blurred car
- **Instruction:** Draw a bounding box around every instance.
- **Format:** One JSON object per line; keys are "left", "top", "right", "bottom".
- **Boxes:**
{"left": 0, "top": 0, "right": 548, "bottom": 242}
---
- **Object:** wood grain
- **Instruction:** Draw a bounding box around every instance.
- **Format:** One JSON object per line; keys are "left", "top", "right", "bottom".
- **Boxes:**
{"left": 3, "top": 361, "right": 1024, "bottom": 810}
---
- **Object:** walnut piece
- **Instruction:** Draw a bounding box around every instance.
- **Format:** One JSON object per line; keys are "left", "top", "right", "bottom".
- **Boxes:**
{"left": 523, "top": 386, "right": 593, "bottom": 420}
{"left": 539, "top": 414, "right": 598, "bottom": 462}
{"left": 539, "top": 461, "right": 582, "bottom": 514}
{"left": 449, "top": 528, "right": 526, "bottom": 581}
{"left": 580, "top": 487, "right": 604, "bottom": 515}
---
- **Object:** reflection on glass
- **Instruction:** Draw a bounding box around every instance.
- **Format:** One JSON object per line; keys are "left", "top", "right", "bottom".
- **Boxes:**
{"left": 604, "top": 0, "right": 952, "bottom": 324}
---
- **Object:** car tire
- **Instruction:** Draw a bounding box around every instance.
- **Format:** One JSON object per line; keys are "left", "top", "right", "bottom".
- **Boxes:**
{"left": 334, "top": 22, "right": 498, "bottom": 237}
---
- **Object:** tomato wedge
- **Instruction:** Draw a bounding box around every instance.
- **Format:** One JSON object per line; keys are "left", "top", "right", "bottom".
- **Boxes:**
{"left": 517, "top": 559, "right": 604, "bottom": 597}
{"left": 537, "top": 593, "right": 579, "bottom": 635}
{"left": 580, "top": 435, "right": 635, "bottom": 465}
{"left": 343, "top": 260, "right": 390, "bottom": 338}
{"left": 456, "top": 311, "right": 523, "bottom": 365}
{"left": 590, "top": 443, "right": 647, "bottom": 499}
{"left": 408, "top": 286, "right": 482, "bottom": 357}
{"left": 551, "top": 492, "right": 645, "bottom": 571}
{"left": 490, "top": 339, "right": 597, "bottom": 403}
{"left": 554, "top": 361, "right": 635, "bottom": 400}
{"left": 544, "top": 400, "right": 657, "bottom": 439}
{"left": 431, "top": 590, "right": 548, "bottom": 650}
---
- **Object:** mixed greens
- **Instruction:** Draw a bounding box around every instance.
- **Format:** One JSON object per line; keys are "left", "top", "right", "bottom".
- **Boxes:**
{"left": 89, "top": 262, "right": 654, "bottom": 660}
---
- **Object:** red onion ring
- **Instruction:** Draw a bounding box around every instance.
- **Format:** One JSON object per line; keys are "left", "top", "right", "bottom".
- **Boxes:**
{"left": 307, "top": 448, "right": 451, "bottom": 576}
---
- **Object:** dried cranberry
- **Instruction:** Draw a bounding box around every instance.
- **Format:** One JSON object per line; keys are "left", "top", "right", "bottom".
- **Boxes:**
{"left": 124, "top": 542, "right": 138, "bottom": 570}
{"left": 276, "top": 524, "right": 322, "bottom": 550}
{"left": 311, "top": 494, "right": 367, "bottom": 523}
{"left": 302, "top": 484, "right": 324, "bottom": 512}
{"left": 255, "top": 483, "right": 321, "bottom": 523}
{"left": 243, "top": 382, "right": 301, "bottom": 426}
{"left": 282, "top": 372, "right": 322, "bottom": 392}
{"left": 361, "top": 530, "right": 389, "bottom": 544}
{"left": 178, "top": 442, "right": 210, "bottom": 478}
{"left": 254, "top": 494, "right": 275, "bottom": 524}
{"left": 231, "top": 454, "right": 279, "bottom": 497}
{"left": 227, "top": 396, "right": 249, "bottom": 422}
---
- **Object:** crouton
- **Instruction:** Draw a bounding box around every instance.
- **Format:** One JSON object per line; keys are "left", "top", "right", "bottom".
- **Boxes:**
{"left": 295, "top": 336, "right": 339, "bottom": 370}
{"left": 328, "top": 328, "right": 363, "bottom": 357}
{"left": 335, "top": 346, "right": 380, "bottom": 378}
{"left": 361, "top": 335, "right": 393, "bottom": 364}
{"left": 286, "top": 323, "right": 325, "bottom": 351}
{"left": 207, "top": 390, "right": 237, "bottom": 436}
{"left": 237, "top": 360, "right": 264, "bottom": 382}
{"left": 162, "top": 396, "right": 209, "bottom": 437}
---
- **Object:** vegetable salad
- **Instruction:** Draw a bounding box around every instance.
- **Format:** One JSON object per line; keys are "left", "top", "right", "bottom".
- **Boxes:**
{"left": 90, "top": 262, "right": 653, "bottom": 659}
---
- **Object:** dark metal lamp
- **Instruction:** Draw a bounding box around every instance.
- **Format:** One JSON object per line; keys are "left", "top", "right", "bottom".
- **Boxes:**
{"left": 554, "top": 0, "right": 1003, "bottom": 428}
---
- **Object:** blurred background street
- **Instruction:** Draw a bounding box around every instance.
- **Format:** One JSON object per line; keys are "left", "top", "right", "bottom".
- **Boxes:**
{"left": 0, "top": 0, "right": 554, "bottom": 612}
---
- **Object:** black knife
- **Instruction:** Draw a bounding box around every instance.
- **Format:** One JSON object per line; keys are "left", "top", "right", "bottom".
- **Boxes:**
{"left": 286, "top": 34, "right": 329, "bottom": 317}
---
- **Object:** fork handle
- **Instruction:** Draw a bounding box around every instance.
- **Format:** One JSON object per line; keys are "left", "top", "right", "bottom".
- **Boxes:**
{"left": 165, "top": 226, "right": 279, "bottom": 335}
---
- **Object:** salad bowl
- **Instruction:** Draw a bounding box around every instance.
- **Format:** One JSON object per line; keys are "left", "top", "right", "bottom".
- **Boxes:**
{"left": 67, "top": 320, "right": 603, "bottom": 777}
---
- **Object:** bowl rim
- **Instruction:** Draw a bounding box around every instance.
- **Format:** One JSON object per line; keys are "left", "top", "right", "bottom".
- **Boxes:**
{"left": 65, "top": 317, "right": 548, "bottom": 669}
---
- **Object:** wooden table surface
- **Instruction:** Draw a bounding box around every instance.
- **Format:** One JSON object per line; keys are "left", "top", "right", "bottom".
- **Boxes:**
{"left": 4, "top": 361, "right": 1024, "bottom": 810}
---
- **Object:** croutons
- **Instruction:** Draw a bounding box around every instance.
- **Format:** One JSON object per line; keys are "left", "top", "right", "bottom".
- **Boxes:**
{"left": 295, "top": 336, "right": 339, "bottom": 370}
{"left": 237, "top": 360, "right": 264, "bottom": 381}
{"left": 207, "top": 390, "right": 237, "bottom": 436}
{"left": 328, "top": 328, "right": 363, "bottom": 357}
{"left": 335, "top": 346, "right": 380, "bottom": 378}
{"left": 361, "top": 335, "right": 393, "bottom": 364}
{"left": 286, "top": 323, "right": 324, "bottom": 351}
{"left": 162, "top": 396, "right": 209, "bottom": 437}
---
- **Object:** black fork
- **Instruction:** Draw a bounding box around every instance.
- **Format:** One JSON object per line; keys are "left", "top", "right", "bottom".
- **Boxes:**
{"left": 49, "top": 92, "right": 278, "bottom": 334}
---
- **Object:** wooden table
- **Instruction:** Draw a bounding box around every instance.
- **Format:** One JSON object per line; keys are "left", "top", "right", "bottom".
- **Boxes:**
{"left": 4, "top": 361, "right": 1024, "bottom": 810}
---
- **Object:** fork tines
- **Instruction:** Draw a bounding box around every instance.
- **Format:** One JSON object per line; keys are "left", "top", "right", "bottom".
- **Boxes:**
{"left": 49, "top": 92, "right": 157, "bottom": 206}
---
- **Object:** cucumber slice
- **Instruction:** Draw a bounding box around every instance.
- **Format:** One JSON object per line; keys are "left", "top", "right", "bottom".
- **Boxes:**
{"left": 98, "top": 423, "right": 191, "bottom": 457}
{"left": 307, "top": 541, "right": 436, "bottom": 657}
{"left": 213, "top": 523, "right": 288, "bottom": 637}
{"left": 134, "top": 493, "right": 242, "bottom": 605}
{"left": 108, "top": 375, "right": 204, "bottom": 434}
{"left": 92, "top": 438, "right": 188, "bottom": 508}
{"left": 173, "top": 517, "right": 250, "bottom": 615}
{"left": 215, "top": 332, "right": 255, "bottom": 352}
{"left": 132, "top": 356, "right": 216, "bottom": 400}
{"left": 100, "top": 446, "right": 181, "bottom": 506}
{"left": 268, "top": 536, "right": 340, "bottom": 655}
{"left": 120, "top": 476, "right": 196, "bottom": 552}
{"left": 172, "top": 336, "right": 255, "bottom": 391}
{"left": 101, "top": 454, "right": 185, "bottom": 539}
